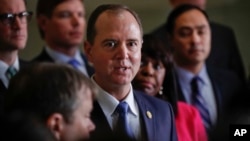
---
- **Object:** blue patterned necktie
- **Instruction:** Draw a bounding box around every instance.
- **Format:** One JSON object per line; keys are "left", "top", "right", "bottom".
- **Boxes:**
{"left": 5, "top": 66, "right": 17, "bottom": 80}
{"left": 114, "top": 102, "right": 135, "bottom": 141}
{"left": 191, "top": 76, "right": 211, "bottom": 129}
{"left": 68, "top": 59, "right": 80, "bottom": 69}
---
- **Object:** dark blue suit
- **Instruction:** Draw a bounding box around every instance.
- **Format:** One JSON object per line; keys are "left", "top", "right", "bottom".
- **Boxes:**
{"left": 90, "top": 90, "right": 177, "bottom": 141}
{"left": 32, "top": 48, "right": 94, "bottom": 77}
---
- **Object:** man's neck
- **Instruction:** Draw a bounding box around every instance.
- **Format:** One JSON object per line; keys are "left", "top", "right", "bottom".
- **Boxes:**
{"left": 94, "top": 76, "right": 131, "bottom": 101}
{"left": 46, "top": 42, "right": 79, "bottom": 57}
{"left": 175, "top": 61, "right": 204, "bottom": 75}
{"left": 0, "top": 50, "right": 18, "bottom": 66}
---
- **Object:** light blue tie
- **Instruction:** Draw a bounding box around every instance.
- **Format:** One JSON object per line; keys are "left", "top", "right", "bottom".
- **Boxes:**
{"left": 191, "top": 76, "right": 211, "bottom": 129}
{"left": 68, "top": 59, "right": 80, "bottom": 69}
{"left": 114, "top": 102, "right": 135, "bottom": 141}
{"left": 5, "top": 66, "right": 17, "bottom": 80}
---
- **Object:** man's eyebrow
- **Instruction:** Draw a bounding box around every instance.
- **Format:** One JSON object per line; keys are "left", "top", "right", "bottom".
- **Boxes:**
{"left": 179, "top": 24, "right": 208, "bottom": 30}
{"left": 196, "top": 25, "right": 208, "bottom": 29}
{"left": 178, "top": 26, "right": 192, "bottom": 32}
{"left": 101, "top": 39, "right": 116, "bottom": 44}
{"left": 126, "top": 39, "right": 139, "bottom": 42}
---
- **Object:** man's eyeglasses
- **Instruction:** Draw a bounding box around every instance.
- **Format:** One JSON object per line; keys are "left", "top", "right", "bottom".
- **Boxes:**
{"left": 0, "top": 11, "right": 33, "bottom": 26}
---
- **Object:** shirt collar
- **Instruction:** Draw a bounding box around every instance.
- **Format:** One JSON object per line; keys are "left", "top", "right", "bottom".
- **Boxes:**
{"left": 45, "top": 46, "right": 84, "bottom": 65}
{"left": 0, "top": 57, "right": 19, "bottom": 75}
{"left": 0, "top": 57, "right": 19, "bottom": 87}
{"left": 198, "top": 65, "right": 210, "bottom": 85}
{"left": 91, "top": 75, "right": 138, "bottom": 117}
{"left": 174, "top": 63, "right": 208, "bottom": 85}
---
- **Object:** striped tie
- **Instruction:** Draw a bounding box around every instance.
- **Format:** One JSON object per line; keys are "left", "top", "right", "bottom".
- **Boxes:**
{"left": 5, "top": 66, "right": 17, "bottom": 80}
{"left": 191, "top": 76, "right": 211, "bottom": 129}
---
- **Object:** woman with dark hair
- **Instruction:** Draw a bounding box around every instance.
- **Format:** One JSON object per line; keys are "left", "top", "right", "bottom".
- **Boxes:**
{"left": 132, "top": 34, "right": 207, "bottom": 141}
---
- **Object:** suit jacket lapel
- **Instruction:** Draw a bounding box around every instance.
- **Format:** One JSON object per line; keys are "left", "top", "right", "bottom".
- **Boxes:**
{"left": 91, "top": 101, "right": 114, "bottom": 140}
{"left": 174, "top": 73, "right": 186, "bottom": 102}
{"left": 0, "top": 80, "right": 7, "bottom": 95}
{"left": 134, "top": 91, "right": 155, "bottom": 141}
{"left": 206, "top": 68, "right": 223, "bottom": 114}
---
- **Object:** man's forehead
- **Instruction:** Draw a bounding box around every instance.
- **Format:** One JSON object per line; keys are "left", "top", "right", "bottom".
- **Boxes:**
{"left": 0, "top": 0, "right": 26, "bottom": 13}
{"left": 52, "top": 1, "right": 83, "bottom": 11}
{"left": 175, "top": 10, "right": 208, "bottom": 25}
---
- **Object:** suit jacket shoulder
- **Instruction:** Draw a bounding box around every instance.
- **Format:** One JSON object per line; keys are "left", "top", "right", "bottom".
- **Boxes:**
{"left": 32, "top": 48, "right": 54, "bottom": 62}
{"left": 210, "top": 21, "right": 235, "bottom": 34}
{"left": 208, "top": 21, "right": 246, "bottom": 82}
{"left": 207, "top": 67, "right": 244, "bottom": 111}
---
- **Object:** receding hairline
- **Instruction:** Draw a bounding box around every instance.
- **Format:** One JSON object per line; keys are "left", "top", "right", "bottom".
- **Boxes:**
{"left": 95, "top": 9, "right": 143, "bottom": 35}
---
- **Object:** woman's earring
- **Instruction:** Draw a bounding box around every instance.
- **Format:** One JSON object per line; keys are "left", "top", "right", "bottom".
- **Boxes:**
{"left": 159, "top": 86, "right": 163, "bottom": 95}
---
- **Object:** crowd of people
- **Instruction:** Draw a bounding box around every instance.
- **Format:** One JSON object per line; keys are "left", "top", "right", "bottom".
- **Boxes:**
{"left": 0, "top": 0, "right": 248, "bottom": 141}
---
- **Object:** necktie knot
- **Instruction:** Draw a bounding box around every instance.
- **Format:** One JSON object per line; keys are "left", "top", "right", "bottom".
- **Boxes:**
{"left": 68, "top": 59, "right": 80, "bottom": 69}
{"left": 191, "top": 76, "right": 200, "bottom": 95}
{"left": 6, "top": 66, "right": 17, "bottom": 80}
{"left": 116, "top": 102, "right": 129, "bottom": 115}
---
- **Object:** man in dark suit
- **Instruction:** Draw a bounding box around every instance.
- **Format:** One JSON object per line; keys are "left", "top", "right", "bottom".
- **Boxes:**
{"left": 151, "top": 0, "right": 246, "bottom": 84}
{"left": 33, "top": 0, "right": 94, "bottom": 77}
{"left": 0, "top": 0, "right": 33, "bottom": 113}
{"left": 84, "top": 4, "right": 177, "bottom": 141}
{"left": 164, "top": 4, "right": 243, "bottom": 135}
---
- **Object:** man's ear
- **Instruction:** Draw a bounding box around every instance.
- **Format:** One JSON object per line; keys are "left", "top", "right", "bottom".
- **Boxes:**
{"left": 84, "top": 41, "right": 93, "bottom": 63}
{"left": 46, "top": 113, "right": 65, "bottom": 141}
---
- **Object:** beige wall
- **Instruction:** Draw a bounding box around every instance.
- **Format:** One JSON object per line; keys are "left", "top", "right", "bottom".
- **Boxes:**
{"left": 21, "top": 0, "right": 250, "bottom": 76}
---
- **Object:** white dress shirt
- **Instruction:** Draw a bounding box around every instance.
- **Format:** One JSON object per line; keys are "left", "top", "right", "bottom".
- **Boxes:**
{"left": 91, "top": 76, "right": 142, "bottom": 140}
{"left": 45, "top": 46, "right": 89, "bottom": 76}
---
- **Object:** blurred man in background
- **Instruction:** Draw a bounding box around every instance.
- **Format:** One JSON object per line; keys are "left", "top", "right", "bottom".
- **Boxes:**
{"left": 33, "top": 0, "right": 94, "bottom": 77}
{"left": 151, "top": 0, "right": 246, "bottom": 84}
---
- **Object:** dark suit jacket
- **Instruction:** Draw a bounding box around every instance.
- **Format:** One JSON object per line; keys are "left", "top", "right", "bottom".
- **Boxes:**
{"left": 151, "top": 21, "right": 246, "bottom": 84}
{"left": 210, "top": 88, "right": 250, "bottom": 141}
{"left": 89, "top": 90, "right": 178, "bottom": 141}
{"left": 172, "top": 66, "right": 243, "bottom": 129}
{"left": 32, "top": 48, "right": 94, "bottom": 77}
{"left": 0, "top": 59, "right": 30, "bottom": 115}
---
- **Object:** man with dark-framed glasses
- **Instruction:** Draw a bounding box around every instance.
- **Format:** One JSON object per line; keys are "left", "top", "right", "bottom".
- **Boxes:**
{"left": 0, "top": 0, "right": 32, "bottom": 114}
{"left": 0, "top": 11, "right": 32, "bottom": 26}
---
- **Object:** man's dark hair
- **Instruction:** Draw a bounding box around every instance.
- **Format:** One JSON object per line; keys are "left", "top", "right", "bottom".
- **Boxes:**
{"left": 86, "top": 4, "right": 143, "bottom": 45}
{"left": 5, "top": 63, "right": 96, "bottom": 124}
{"left": 166, "top": 4, "right": 209, "bottom": 36}
{"left": 36, "top": 0, "right": 83, "bottom": 39}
